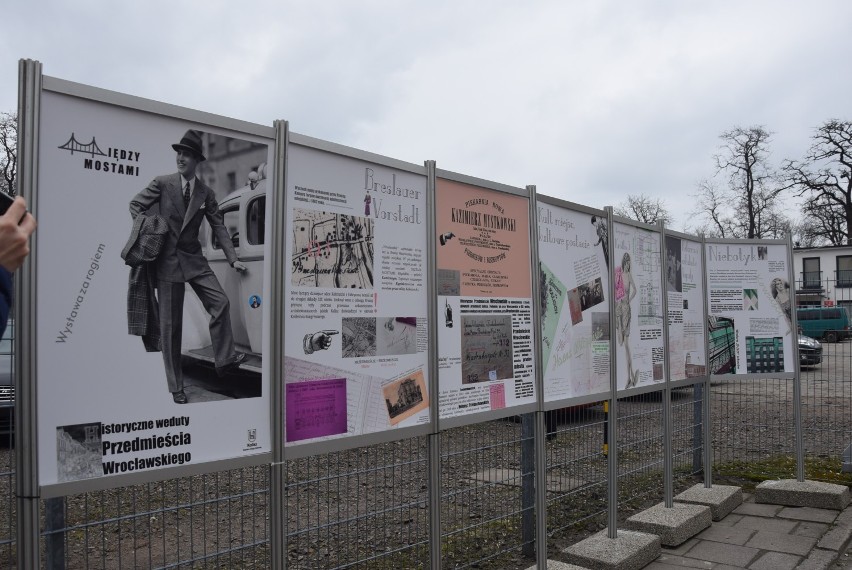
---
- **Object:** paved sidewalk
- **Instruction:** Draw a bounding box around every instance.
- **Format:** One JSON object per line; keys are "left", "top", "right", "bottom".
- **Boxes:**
{"left": 645, "top": 492, "right": 852, "bottom": 569}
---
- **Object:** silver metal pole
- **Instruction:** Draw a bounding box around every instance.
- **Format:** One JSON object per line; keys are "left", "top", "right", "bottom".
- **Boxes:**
{"left": 16, "top": 57, "right": 43, "bottom": 570}
{"left": 606, "top": 207, "right": 619, "bottom": 538}
{"left": 269, "top": 120, "right": 290, "bottom": 570}
{"left": 526, "top": 185, "right": 547, "bottom": 566}
{"left": 700, "top": 236, "right": 713, "bottom": 488}
{"left": 425, "top": 160, "right": 442, "bottom": 569}
{"left": 659, "top": 222, "right": 673, "bottom": 508}
{"left": 788, "top": 234, "right": 805, "bottom": 482}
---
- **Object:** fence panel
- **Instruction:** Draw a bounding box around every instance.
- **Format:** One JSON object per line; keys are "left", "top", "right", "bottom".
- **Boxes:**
{"left": 800, "top": 277, "right": 852, "bottom": 483}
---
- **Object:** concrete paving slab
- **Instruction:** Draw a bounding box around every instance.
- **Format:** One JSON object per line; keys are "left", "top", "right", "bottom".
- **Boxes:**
{"left": 623, "top": 502, "right": 711, "bottom": 546}
{"left": 755, "top": 479, "right": 851, "bottom": 510}
{"left": 711, "top": 513, "right": 742, "bottom": 527}
{"left": 660, "top": 537, "right": 698, "bottom": 556}
{"left": 732, "top": 513, "right": 797, "bottom": 533}
{"left": 646, "top": 553, "right": 714, "bottom": 568}
{"left": 744, "top": 529, "right": 817, "bottom": 555}
{"left": 673, "top": 483, "right": 743, "bottom": 521}
{"left": 817, "top": 524, "right": 852, "bottom": 551}
{"left": 777, "top": 506, "right": 839, "bottom": 524}
{"left": 798, "top": 548, "right": 838, "bottom": 570}
{"left": 794, "top": 521, "right": 831, "bottom": 538}
{"left": 748, "top": 551, "right": 802, "bottom": 570}
{"left": 681, "top": 539, "right": 760, "bottom": 566}
{"left": 695, "top": 523, "right": 755, "bottom": 545}
{"left": 732, "top": 502, "right": 783, "bottom": 517}
{"left": 562, "top": 529, "right": 661, "bottom": 570}
{"left": 524, "top": 560, "right": 589, "bottom": 570}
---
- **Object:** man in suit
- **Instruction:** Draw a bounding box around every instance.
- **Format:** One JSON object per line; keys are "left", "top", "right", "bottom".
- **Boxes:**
{"left": 130, "top": 129, "right": 246, "bottom": 404}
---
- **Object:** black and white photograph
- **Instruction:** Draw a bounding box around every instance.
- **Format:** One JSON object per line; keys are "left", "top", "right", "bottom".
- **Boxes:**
{"left": 665, "top": 235, "right": 682, "bottom": 292}
{"left": 56, "top": 423, "right": 102, "bottom": 482}
{"left": 383, "top": 370, "right": 428, "bottom": 425}
{"left": 124, "top": 129, "right": 267, "bottom": 405}
{"left": 342, "top": 317, "right": 378, "bottom": 357}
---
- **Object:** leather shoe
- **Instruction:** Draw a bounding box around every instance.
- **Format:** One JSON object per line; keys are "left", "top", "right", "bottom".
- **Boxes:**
{"left": 217, "top": 352, "right": 246, "bottom": 377}
{"left": 172, "top": 390, "right": 188, "bottom": 404}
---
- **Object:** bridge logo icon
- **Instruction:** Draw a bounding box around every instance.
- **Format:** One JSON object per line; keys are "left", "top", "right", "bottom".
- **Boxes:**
{"left": 57, "top": 133, "right": 107, "bottom": 157}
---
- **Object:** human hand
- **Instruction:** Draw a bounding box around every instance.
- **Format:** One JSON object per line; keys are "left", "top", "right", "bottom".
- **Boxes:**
{"left": 304, "top": 330, "right": 338, "bottom": 353}
{"left": 232, "top": 261, "right": 247, "bottom": 273}
{"left": 0, "top": 197, "right": 36, "bottom": 272}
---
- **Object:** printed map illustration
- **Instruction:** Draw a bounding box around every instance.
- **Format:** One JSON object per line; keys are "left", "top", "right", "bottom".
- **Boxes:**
{"left": 291, "top": 209, "right": 374, "bottom": 289}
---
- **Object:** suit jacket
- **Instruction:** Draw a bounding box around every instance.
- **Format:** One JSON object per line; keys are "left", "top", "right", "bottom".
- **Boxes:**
{"left": 130, "top": 173, "right": 238, "bottom": 283}
{"left": 122, "top": 213, "right": 168, "bottom": 351}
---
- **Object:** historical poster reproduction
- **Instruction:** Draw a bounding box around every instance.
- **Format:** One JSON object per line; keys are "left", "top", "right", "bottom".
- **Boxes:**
{"left": 705, "top": 242, "right": 794, "bottom": 375}
{"left": 36, "top": 89, "right": 272, "bottom": 491}
{"left": 436, "top": 178, "right": 536, "bottom": 419}
{"left": 613, "top": 222, "right": 665, "bottom": 390}
{"left": 283, "top": 144, "right": 430, "bottom": 446}
{"left": 537, "top": 202, "right": 610, "bottom": 401}
{"left": 665, "top": 235, "right": 707, "bottom": 381}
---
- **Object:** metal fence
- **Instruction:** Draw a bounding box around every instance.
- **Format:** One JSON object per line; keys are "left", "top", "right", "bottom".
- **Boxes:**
{"left": 6, "top": 304, "right": 852, "bottom": 568}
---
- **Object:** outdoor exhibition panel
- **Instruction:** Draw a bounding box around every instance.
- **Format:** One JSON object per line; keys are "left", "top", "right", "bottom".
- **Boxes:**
{"left": 31, "top": 76, "right": 274, "bottom": 496}
{"left": 435, "top": 172, "right": 537, "bottom": 427}
{"left": 282, "top": 133, "right": 432, "bottom": 457}
{"left": 612, "top": 218, "right": 666, "bottom": 392}
{"left": 664, "top": 229, "right": 708, "bottom": 385}
{"left": 536, "top": 195, "right": 612, "bottom": 407}
{"left": 704, "top": 239, "right": 796, "bottom": 378}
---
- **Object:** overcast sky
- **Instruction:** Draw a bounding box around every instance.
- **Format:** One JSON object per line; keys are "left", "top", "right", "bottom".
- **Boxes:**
{"left": 4, "top": 1, "right": 851, "bottom": 230}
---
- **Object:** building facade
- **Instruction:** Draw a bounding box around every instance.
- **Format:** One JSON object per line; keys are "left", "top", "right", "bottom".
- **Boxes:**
{"left": 792, "top": 244, "right": 852, "bottom": 318}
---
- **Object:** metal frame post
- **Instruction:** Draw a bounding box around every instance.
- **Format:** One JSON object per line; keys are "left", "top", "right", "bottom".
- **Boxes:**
{"left": 16, "top": 57, "right": 43, "bottom": 570}
{"left": 526, "top": 185, "right": 547, "bottom": 566}
{"left": 605, "top": 207, "right": 619, "bottom": 538}
{"left": 788, "top": 234, "right": 805, "bottom": 482}
{"left": 270, "top": 120, "right": 289, "bottom": 570}
{"left": 659, "top": 222, "right": 673, "bottom": 507}
{"left": 425, "top": 160, "right": 442, "bottom": 569}
{"left": 700, "top": 236, "right": 713, "bottom": 487}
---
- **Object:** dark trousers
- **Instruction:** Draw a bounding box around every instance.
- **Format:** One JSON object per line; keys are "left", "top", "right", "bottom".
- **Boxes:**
{"left": 158, "top": 271, "right": 235, "bottom": 393}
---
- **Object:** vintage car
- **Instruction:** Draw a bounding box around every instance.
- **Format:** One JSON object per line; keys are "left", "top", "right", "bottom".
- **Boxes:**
{"left": 181, "top": 168, "right": 267, "bottom": 374}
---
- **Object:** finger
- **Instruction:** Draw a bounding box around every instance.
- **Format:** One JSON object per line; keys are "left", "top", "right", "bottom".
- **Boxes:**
{"left": 4, "top": 198, "right": 26, "bottom": 220}
{"left": 18, "top": 212, "right": 36, "bottom": 234}
{"left": 321, "top": 330, "right": 339, "bottom": 335}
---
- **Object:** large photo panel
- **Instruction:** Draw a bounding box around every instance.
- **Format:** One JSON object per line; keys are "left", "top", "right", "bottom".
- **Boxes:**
{"left": 705, "top": 241, "right": 795, "bottom": 376}
{"left": 36, "top": 88, "right": 273, "bottom": 492}
{"left": 283, "top": 143, "right": 430, "bottom": 449}
{"left": 436, "top": 177, "right": 536, "bottom": 421}
{"left": 613, "top": 221, "right": 665, "bottom": 391}
{"left": 537, "top": 198, "right": 610, "bottom": 403}
{"left": 665, "top": 233, "right": 708, "bottom": 382}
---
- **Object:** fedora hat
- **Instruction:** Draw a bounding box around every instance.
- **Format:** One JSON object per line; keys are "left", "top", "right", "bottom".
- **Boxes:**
{"left": 171, "top": 129, "right": 206, "bottom": 161}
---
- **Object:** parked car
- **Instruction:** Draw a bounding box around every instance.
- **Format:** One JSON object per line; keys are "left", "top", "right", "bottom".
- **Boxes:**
{"left": 796, "top": 307, "right": 851, "bottom": 343}
{"left": 798, "top": 333, "right": 822, "bottom": 368}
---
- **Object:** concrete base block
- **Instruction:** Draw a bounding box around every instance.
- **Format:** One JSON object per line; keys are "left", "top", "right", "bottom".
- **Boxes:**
{"left": 674, "top": 483, "right": 743, "bottom": 520}
{"left": 622, "top": 502, "right": 712, "bottom": 546}
{"left": 562, "top": 529, "right": 661, "bottom": 570}
{"left": 525, "top": 561, "right": 590, "bottom": 570}
{"left": 756, "top": 479, "right": 851, "bottom": 511}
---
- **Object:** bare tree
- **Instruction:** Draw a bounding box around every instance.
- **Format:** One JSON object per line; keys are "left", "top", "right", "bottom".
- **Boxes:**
{"left": 613, "top": 194, "right": 672, "bottom": 226}
{"left": 691, "top": 126, "right": 790, "bottom": 239}
{"left": 783, "top": 119, "right": 852, "bottom": 246}
{"left": 0, "top": 112, "right": 15, "bottom": 196}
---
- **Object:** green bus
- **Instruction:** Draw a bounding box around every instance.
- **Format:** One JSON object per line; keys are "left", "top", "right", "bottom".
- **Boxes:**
{"left": 796, "top": 307, "right": 851, "bottom": 343}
